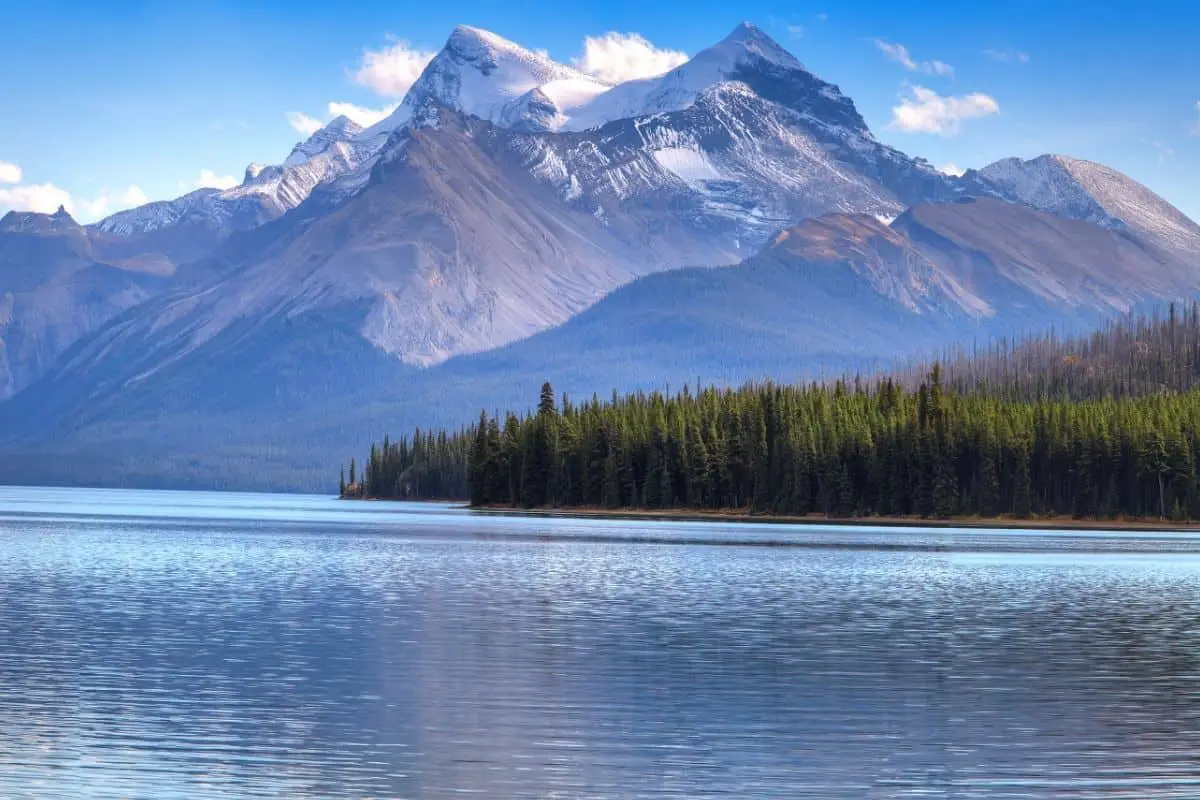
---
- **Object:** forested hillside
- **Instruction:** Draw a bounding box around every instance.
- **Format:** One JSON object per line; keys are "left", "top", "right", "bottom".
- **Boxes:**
{"left": 346, "top": 305, "right": 1200, "bottom": 521}
{"left": 903, "top": 302, "right": 1200, "bottom": 401}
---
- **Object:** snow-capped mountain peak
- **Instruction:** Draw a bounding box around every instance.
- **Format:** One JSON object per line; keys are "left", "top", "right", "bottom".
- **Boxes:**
{"left": 558, "top": 22, "right": 847, "bottom": 132}
{"left": 285, "top": 115, "right": 365, "bottom": 167}
{"left": 712, "top": 21, "right": 805, "bottom": 70}
{"left": 364, "top": 25, "right": 611, "bottom": 136}
{"left": 98, "top": 114, "right": 374, "bottom": 236}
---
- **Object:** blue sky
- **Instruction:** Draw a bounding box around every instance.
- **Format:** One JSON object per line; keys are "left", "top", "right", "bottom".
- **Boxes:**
{"left": 1, "top": 0, "right": 1197, "bottom": 221}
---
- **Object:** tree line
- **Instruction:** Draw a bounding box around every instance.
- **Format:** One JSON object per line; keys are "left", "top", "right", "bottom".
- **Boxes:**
{"left": 343, "top": 305, "right": 1200, "bottom": 521}
{"left": 897, "top": 302, "right": 1200, "bottom": 402}
{"left": 340, "top": 428, "right": 470, "bottom": 500}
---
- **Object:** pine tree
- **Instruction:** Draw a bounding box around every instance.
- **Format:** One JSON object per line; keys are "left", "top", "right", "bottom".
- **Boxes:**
{"left": 1013, "top": 440, "right": 1033, "bottom": 518}
{"left": 538, "top": 382, "right": 556, "bottom": 417}
{"left": 469, "top": 410, "right": 490, "bottom": 506}
{"left": 836, "top": 464, "right": 855, "bottom": 517}
{"left": 345, "top": 343, "right": 1200, "bottom": 525}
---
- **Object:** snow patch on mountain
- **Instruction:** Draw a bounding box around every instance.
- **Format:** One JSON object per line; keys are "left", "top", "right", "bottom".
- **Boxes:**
{"left": 652, "top": 147, "right": 723, "bottom": 183}
{"left": 97, "top": 115, "right": 376, "bottom": 235}
{"left": 284, "top": 115, "right": 363, "bottom": 167}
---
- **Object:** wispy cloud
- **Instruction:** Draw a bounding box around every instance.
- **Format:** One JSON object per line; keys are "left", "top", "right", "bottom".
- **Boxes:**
{"left": 79, "top": 186, "right": 149, "bottom": 219}
{"left": 982, "top": 48, "right": 1030, "bottom": 64}
{"left": 1146, "top": 140, "right": 1175, "bottom": 166}
{"left": 0, "top": 161, "right": 23, "bottom": 184}
{"left": 874, "top": 39, "right": 954, "bottom": 77}
{"left": 786, "top": 24, "right": 805, "bottom": 38}
{"left": 890, "top": 86, "right": 999, "bottom": 135}
{"left": 286, "top": 111, "right": 323, "bottom": 136}
{"left": 573, "top": 32, "right": 688, "bottom": 84}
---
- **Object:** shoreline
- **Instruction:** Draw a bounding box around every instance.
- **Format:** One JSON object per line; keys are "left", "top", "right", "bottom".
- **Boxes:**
{"left": 345, "top": 496, "right": 1200, "bottom": 533}
{"left": 475, "top": 505, "right": 1200, "bottom": 533}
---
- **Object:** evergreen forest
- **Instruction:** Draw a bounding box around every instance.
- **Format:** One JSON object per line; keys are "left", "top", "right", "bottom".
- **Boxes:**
{"left": 343, "top": 305, "right": 1200, "bottom": 521}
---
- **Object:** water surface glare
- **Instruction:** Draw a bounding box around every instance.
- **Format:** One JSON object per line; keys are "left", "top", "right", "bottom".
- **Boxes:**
{"left": 2, "top": 486, "right": 1200, "bottom": 798}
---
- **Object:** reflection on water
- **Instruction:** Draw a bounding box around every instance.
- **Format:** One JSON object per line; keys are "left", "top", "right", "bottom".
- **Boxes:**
{"left": 2, "top": 486, "right": 1200, "bottom": 798}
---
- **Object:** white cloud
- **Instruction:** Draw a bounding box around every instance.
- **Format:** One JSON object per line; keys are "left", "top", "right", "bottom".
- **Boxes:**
{"left": 890, "top": 85, "right": 999, "bottom": 135}
{"left": 0, "top": 182, "right": 73, "bottom": 215}
{"left": 937, "top": 163, "right": 967, "bottom": 177}
{"left": 573, "top": 32, "right": 689, "bottom": 84}
{"left": 0, "top": 180, "right": 149, "bottom": 221}
{"left": 287, "top": 111, "right": 323, "bottom": 136}
{"left": 78, "top": 185, "right": 149, "bottom": 220}
{"left": 194, "top": 169, "right": 238, "bottom": 191}
{"left": 0, "top": 161, "right": 21, "bottom": 184}
{"left": 122, "top": 185, "right": 149, "bottom": 207}
{"left": 787, "top": 24, "right": 805, "bottom": 38}
{"left": 874, "top": 39, "right": 954, "bottom": 76}
{"left": 352, "top": 38, "right": 437, "bottom": 98}
{"left": 284, "top": 102, "right": 398, "bottom": 142}
{"left": 983, "top": 48, "right": 1030, "bottom": 64}
{"left": 327, "top": 101, "right": 398, "bottom": 128}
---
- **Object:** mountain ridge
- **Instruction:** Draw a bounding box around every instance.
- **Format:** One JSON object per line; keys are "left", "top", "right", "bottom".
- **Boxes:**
{"left": 0, "top": 21, "right": 1197, "bottom": 491}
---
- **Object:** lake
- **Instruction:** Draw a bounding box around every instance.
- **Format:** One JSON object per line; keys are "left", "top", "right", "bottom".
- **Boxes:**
{"left": 3, "top": 486, "right": 1200, "bottom": 798}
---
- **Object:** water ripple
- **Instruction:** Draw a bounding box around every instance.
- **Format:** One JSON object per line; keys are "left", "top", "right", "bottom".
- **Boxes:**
{"left": 1, "top": 487, "right": 1199, "bottom": 797}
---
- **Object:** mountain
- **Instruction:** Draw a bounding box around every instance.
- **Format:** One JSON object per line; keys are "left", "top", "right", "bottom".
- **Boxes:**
{"left": 0, "top": 115, "right": 382, "bottom": 399}
{"left": 46, "top": 23, "right": 961, "bottom": 377}
{"left": 0, "top": 207, "right": 172, "bottom": 398}
{"left": 452, "top": 195, "right": 1200, "bottom": 395}
{"left": 95, "top": 115, "right": 376, "bottom": 239}
{"left": 366, "top": 25, "right": 612, "bottom": 134}
{"left": 970, "top": 154, "right": 1200, "bottom": 259}
{"left": 5, "top": 195, "right": 1197, "bottom": 491}
{"left": 1, "top": 22, "right": 1198, "bottom": 492}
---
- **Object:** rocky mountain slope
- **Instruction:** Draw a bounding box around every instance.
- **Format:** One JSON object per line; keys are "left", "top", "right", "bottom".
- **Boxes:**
{"left": 1, "top": 22, "right": 1198, "bottom": 491}
{"left": 39, "top": 23, "right": 962, "bottom": 375}
{"left": 5, "top": 195, "right": 1198, "bottom": 491}
{"left": 970, "top": 154, "right": 1200, "bottom": 260}
{"left": 0, "top": 207, "right": 176, "bottom": 399}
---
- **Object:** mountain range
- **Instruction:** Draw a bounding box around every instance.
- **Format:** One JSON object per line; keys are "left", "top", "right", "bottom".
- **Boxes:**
{"left": 2, "top": 22, "right": 1198, "bottom": 491}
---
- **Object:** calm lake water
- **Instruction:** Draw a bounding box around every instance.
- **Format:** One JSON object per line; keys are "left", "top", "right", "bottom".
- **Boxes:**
{"left": 3, "top": 487, "right": 1200, "bottom": 798}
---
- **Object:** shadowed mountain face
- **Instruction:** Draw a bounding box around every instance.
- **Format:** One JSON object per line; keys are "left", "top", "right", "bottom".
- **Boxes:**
{"left": 0, "top": 24, "right": 1198, "bottom": 491}
{"left": 0, "top": 208, "right": 176, "bottom": 399}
